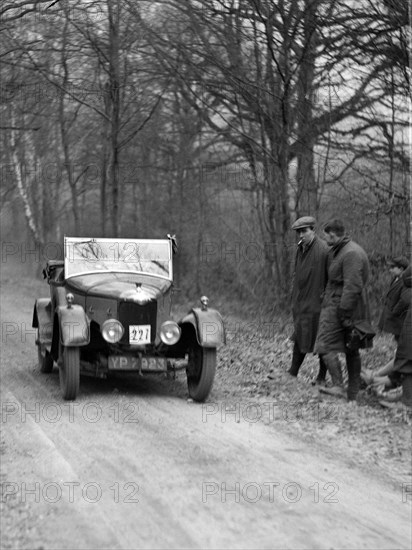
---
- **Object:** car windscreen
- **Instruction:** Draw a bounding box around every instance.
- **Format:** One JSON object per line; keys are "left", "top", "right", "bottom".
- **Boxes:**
{"left": 64, "top": 238, "right": 172, "bottom": 279}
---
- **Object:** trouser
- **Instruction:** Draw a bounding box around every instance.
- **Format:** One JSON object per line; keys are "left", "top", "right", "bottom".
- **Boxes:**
{"left": 322, "top": 350, "right": 361, "bottom": 401}
{"left": 401, "top": 374, "right": 412, "bottom": 408}
{"left": 289, "top": 342, "right": 327, "bottom": 379}
{"left": 346, "top": 349, "right": 361, "bottom": 400}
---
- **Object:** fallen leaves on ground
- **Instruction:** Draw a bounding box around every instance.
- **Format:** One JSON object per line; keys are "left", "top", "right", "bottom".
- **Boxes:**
{"left": 212, "top": 312, "right": 412, "bottom": 486}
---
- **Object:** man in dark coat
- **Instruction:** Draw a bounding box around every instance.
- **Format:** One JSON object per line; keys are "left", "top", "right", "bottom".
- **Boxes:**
{"left": 382, "top": 265, "right": 412, "bottom": 408}
{"left": 288, "top": 216, "right": 328, "bottom": 382}
{"left": 368, "top": 256, "right": 411, "bottom": 385}
{"left": 315, "top": 219, "right": 373, "bottom": 401}
{"left": 378, "top": 256, "right": 409, "bottom": 339}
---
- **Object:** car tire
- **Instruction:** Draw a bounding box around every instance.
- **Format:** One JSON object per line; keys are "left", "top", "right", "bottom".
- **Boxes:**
{"left": 59, "top": 346, "right": 80, "bottom": 400}
{"left": 37, "top": 329, "right": 54, "bottom": 373}
{"left": 38, "top": 345, "right": 54, "bottom": 373}
{"left": 187, "top": 343, "right": 216, "bottom": 402}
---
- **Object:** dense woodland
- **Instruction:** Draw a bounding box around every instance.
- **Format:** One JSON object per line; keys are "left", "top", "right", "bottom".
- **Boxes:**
{"left": 0, "top": 0, "right": 410, "bottom": 309}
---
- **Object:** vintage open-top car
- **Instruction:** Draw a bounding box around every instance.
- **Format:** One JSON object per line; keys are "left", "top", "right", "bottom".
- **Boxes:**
{"left": 32, "top": 236, "right": 225, "bottom": 401}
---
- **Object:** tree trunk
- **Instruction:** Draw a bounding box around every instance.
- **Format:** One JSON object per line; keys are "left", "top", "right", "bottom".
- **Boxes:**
{"left": 107, "top": 0, "right": 121, "bottom": 237}
{"left": 296, "top": 0, "right": 318, "bottom": 216}
{"left": 9, "top": 112, "right": 43, "bottom": 249}
{"left": 59, "top": 6, "right": 79, "bottom": 233}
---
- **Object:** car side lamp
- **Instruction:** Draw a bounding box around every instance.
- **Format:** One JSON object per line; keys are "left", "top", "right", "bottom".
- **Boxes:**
{"left": 160, "top": 321, "right": 181, "bottom": 345}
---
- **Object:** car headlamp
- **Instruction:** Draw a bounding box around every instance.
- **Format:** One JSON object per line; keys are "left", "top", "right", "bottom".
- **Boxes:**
{"left": 102, "top": 319, "right": 124, "bottom": 343}
{"left": 160, "top": 321, "right": 181, "bottom": 345}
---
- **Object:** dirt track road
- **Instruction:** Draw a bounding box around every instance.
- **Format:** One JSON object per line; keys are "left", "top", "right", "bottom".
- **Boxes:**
{"left": 1, "top": 273, "right": 411, "bottom": 550}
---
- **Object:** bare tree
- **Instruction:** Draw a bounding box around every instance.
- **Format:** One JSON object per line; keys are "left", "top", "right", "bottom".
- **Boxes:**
{"left": 140, "top": 0, "right": 408, "bottom": 301}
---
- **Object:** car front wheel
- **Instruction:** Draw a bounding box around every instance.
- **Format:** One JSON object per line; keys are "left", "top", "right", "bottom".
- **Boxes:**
{"left": 187, "top": 343, "right": 216, "bottom": 402}
{"left": 59, "top": 346, "right": 80, "bottom": 400}
{"left": 37, "top": 339, "right": 54, "bottom": 374}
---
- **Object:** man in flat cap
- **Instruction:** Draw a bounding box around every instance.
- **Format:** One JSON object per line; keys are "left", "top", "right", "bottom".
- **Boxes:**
{"left": 288, "top": 215, "right": 328, "bottom": 383}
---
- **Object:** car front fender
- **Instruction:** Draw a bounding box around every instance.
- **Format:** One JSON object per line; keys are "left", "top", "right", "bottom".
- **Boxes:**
{"left": 179, "top": 308, "right": 225, "bottom": 348}
{"left": 57, "top": 305, "right": 90, "bottom": 347}
{"left": 32, "top": 299, "right": 53, "bottom": 345}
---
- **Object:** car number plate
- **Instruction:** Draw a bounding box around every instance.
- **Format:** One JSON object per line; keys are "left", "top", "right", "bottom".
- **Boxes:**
{"left": 141, "top": 357, "right": 167, "bottom": 371}
{"left": 129, "top": 325, "right": 151, "bottom": 344}
{"left": 109, "top": 356, "right": 140, "bottom": 370}
{"left": 108, "top": 356, "right": 167, "bottom": 371}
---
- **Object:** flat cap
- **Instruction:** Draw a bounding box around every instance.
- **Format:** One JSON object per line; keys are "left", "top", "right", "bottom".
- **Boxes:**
{"left": 291, "top": 216, "right": 316, "bottom": 230}
{"left": 388, "top": 256, "right": 409, "bottom": 269}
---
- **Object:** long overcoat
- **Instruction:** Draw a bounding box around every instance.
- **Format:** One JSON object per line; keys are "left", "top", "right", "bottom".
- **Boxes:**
{"left": 314, "top": 237, "right": 371, "bottom": 354}
{"left": 291, "top": 235, "right": 328, "bottom": 353}
{"left": 378, "top": 276, "right": 406, "bottom": 336}
{"left": 394, "top": 266, "right": 412, "bottom": 374}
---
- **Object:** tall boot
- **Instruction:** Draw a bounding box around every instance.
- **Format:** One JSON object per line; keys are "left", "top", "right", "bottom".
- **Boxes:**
{"left": 401, "top": 374, "right": 412, "bottom": 408}
{"left": 319, "top": 353, "right": 345, "bottom": 397}
{"left": 316, "top": 356, "right": 328, "bottom": 383}
{"left": 324, "top": 353, "right": 343, "bottom": 385}
{"left": 288, "top": 342, "right": 305, "bottom": 376}
{"left": 346, "top": 350, "right": 361, "bottom": 401}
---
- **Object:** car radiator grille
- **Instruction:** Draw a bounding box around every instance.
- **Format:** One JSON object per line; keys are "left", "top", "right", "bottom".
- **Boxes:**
{"left": 119, "top": 301, "right": 157, "bottom": 344}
